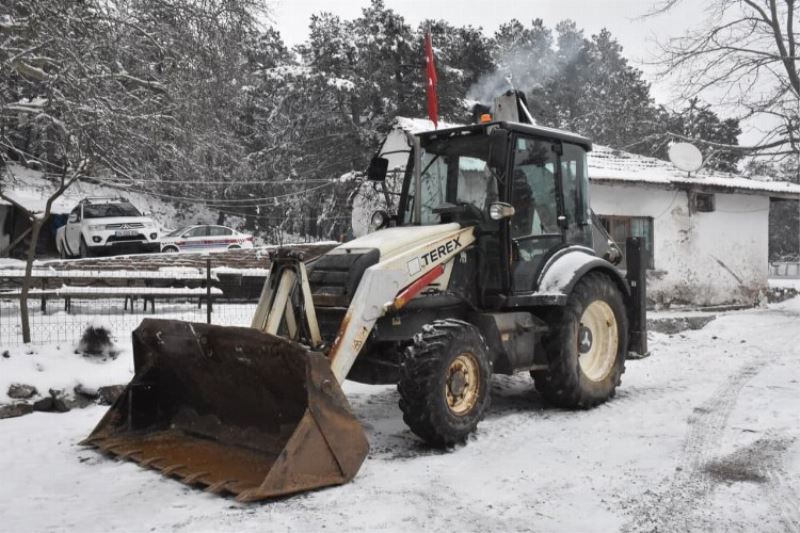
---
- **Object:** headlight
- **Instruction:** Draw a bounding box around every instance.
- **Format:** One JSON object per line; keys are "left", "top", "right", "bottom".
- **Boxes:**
{"left": 369, "top": 210, "right": 389, "bottom": 232}
{"left": 88, "top": 224, "right": 104, "bottom": 230}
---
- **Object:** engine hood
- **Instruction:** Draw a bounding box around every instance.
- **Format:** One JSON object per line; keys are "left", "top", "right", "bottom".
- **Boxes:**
{"left": 337, "top": 223, "right": 463, "bottom": 259}
{"left": 85, "top": 216, "right": 154, "bottom": 227}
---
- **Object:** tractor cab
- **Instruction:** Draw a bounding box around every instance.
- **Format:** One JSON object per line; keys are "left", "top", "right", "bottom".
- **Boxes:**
{"left": 369, "top": 120, "right": 599, "bottom": 299}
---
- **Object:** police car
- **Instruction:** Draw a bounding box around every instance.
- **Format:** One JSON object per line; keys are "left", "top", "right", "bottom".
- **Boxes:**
{"left": 160, "top": 225, "right": 254, "bottom": 253}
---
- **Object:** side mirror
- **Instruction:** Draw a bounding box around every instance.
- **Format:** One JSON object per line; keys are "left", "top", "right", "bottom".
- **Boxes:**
{"left": 68, "top": 213, "right": 79, "bottom": 223}
{"left": 367, "top": 157, "right": 389, "bottom": 181}
{"left": 488, "top": 202, "right": 515, "bottom": 220}
{"left": 488, "top": 128, "right": 509, "bottom": 170}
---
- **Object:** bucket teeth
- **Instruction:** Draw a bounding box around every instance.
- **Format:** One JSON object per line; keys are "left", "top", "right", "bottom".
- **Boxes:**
{"left": 182, "top": 471, "right": 210, "bottom": 485}
{"left": 140, "top": 456, "right": 165, "bottom": 468}
{"left": 161, "top": 464, "right": 187, "bottom": 476}
{"left": 82, "top": 319, "right": 370, "bottom": 502}
{"left": 116, "top": 448, "right": 143, "bottom": 459}
{"left": 206, "top": 480, "right": 234, "bottom": 494}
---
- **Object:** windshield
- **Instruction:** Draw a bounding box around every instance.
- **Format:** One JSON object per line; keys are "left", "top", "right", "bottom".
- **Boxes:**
{"left": 403, "top": 133, "right": 501, "bottom": 225}
{"left": 83, "top": 202, "right": 141, "bottom": 219}
{"left": 165, "top": 227, "right": 186, "bottom": 237}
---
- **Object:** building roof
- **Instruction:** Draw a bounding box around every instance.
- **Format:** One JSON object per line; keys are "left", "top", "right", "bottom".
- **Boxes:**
{"left": 393, "top": 117, "right": 800, "bottom": 200}
{"left": 0, "top": 164, "right": 151, "bottom": 217}
{"left": 589, "top": 145, "right": 800, "bottom": 200}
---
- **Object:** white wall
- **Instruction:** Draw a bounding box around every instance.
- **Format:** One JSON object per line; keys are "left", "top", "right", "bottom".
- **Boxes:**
{"left": 591, "top": 183, "right": 769, "bottom": 306}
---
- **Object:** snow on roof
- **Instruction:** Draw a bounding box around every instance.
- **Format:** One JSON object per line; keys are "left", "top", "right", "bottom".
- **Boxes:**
{"left": 589, "top": 145, "right": 800, "bottom": 199}
{"left": 0, "top": 165, "right": 78, "bottom": 214}
{"left": 393, "top": 117, "right": 800, "bottom": 199}
{"left": 393, "top": 116, "right": 464, "bottom": 134}
{"left": 0, "top": 164, "right": 220, "bottom": 228}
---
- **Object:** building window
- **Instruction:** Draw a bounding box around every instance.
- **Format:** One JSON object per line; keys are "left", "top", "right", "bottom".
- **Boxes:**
{"left": 597, "top": 215, "right": 655, "bottom": 269}
{"left": 690, "top": 192, "right": 715, "bottom": 213}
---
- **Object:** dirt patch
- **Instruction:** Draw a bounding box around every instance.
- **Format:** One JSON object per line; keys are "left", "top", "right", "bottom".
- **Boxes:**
{"left": 648, "top": 315, "right": 716, "bottom": 334}
{"left": 705, "top": 460, "right": 768, "bottom": 483}
{"left": 703, "top": 437, "right": 793, "bottom": 485}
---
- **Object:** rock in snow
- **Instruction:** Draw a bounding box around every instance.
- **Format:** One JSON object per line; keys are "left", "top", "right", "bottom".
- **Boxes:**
{"left": 7, "top": 383, "right": 38, "bottom": 400}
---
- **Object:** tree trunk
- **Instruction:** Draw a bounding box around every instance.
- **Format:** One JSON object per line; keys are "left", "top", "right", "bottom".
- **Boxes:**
{"left": 19, "top": 218, "right": 43, "bottom": 344}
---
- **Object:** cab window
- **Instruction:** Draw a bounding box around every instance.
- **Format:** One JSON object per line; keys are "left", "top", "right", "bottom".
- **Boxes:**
{"left": 510, "top": 138, "right": 560, "bottom": 239}
{"left": 510, "top": 137, "right": 563, "bottom": 291}
{"left": 405, "top": 134, "right": 500, "bottom": 225}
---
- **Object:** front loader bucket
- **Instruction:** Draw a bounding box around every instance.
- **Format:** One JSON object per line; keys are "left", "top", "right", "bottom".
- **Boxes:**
{"left": 82, "top": 319, "right": 369, "bottom": 502}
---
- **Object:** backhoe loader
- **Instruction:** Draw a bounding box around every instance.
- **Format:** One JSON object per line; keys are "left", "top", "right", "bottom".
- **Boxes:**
{"left": 83, "top": 92, "right": 647, "bottom": 502}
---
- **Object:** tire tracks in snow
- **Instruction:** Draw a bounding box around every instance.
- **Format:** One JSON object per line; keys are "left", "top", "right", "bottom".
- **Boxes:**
{"left": 623, "top": 357, "right": 766, "bottom": 532}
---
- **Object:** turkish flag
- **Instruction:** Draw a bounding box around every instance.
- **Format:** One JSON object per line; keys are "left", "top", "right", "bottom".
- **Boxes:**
{"left": 424, "top": 32, "right": 438, "bottom": 128}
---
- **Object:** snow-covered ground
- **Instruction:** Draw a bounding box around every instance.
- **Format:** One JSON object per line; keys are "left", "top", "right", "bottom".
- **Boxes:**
{"left": 1, "top": 299, "right": 799, "bottom": 532}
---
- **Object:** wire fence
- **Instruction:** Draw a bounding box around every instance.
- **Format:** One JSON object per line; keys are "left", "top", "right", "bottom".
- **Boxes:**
{"left": 0, "top": 260, "right": 263, "bottom": 348}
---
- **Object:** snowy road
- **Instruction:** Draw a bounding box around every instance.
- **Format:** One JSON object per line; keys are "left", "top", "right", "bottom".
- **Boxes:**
{"left": 1, "top": 300, "right": 799, "bottom": 532}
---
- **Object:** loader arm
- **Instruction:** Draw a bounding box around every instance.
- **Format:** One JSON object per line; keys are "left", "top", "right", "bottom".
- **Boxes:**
{"left": 252, "top": 226, "right": 476, "bottom": 384}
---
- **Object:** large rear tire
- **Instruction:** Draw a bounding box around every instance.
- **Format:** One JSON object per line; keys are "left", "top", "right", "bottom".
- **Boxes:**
{"left": 532, "top": 272, "right": 628, "bottom": 408}
{"left": 398, "top": 319, "right": 491, "bottom": 447}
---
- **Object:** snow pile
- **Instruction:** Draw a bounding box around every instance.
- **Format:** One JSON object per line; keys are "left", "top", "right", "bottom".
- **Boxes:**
{"left": 0, "top": 341, "right": 133, "bottom": 407}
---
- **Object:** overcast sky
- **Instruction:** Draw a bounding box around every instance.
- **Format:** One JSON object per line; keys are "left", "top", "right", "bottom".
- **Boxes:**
{"left": 269, "top": 1, "right": 767, "bottom": 144}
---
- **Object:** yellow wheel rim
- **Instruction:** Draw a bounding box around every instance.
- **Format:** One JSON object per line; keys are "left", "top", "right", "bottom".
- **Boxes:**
{"left": 445, "top": 352, "right": 480, "bottom": 416}
{"left": 577, "top": 300, "right": 619, "bottom": 382}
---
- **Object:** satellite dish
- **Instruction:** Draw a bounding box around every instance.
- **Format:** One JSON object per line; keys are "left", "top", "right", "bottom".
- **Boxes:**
{"left": 668, "top": 142, "right": 703, "bottom": 173}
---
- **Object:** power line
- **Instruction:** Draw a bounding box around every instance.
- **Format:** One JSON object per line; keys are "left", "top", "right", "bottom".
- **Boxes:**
{"left": 118, "top": 181, "right": 338, "bottom": 204}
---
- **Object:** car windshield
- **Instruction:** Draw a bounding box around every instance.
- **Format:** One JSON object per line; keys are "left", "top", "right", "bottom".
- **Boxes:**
{"left": 403, "top": 132, "right": 501, "bottom": 225}
{"left": 83, "top": 202, "right": 141, "bottom": 218}
{"left": 165, "top": 227, "right": 186, "bottom": 237}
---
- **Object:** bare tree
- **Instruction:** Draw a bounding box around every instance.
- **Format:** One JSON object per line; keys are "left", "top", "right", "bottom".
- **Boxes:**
{"left": 652, "top": 0, "right": 800, "bottom": 161}
{"left": 0, "top": 161, "right": 85, "bottom": 343}
{"left": 0, "top": 0, "right": 175, "bottom": 342}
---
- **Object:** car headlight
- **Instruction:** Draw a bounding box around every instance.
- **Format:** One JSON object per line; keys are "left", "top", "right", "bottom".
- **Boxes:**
{"left": 88, "top": 224, "right": 105, "bottom": 230}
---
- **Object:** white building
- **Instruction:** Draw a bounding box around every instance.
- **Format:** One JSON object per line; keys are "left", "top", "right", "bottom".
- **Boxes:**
{"left": 589, "top": 146, "right": 800, "bottom": 306}
{"left": 353, "top": 118, "right": 800, "bottom": 307}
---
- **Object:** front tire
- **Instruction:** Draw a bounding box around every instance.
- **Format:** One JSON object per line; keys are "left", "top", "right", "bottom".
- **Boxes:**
{"left": 398, "top": 319, "right": 492, "bottom": 447}
{"left": 79, "top": 237, "right": 92, "bottom": 259}
{"left": 532, "top": 272, "right": 628, "bottom": 408}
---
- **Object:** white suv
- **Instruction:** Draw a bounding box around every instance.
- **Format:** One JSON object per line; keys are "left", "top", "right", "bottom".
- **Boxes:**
{"left": 56, "top": 197, "right": 160, "bottom": 258}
